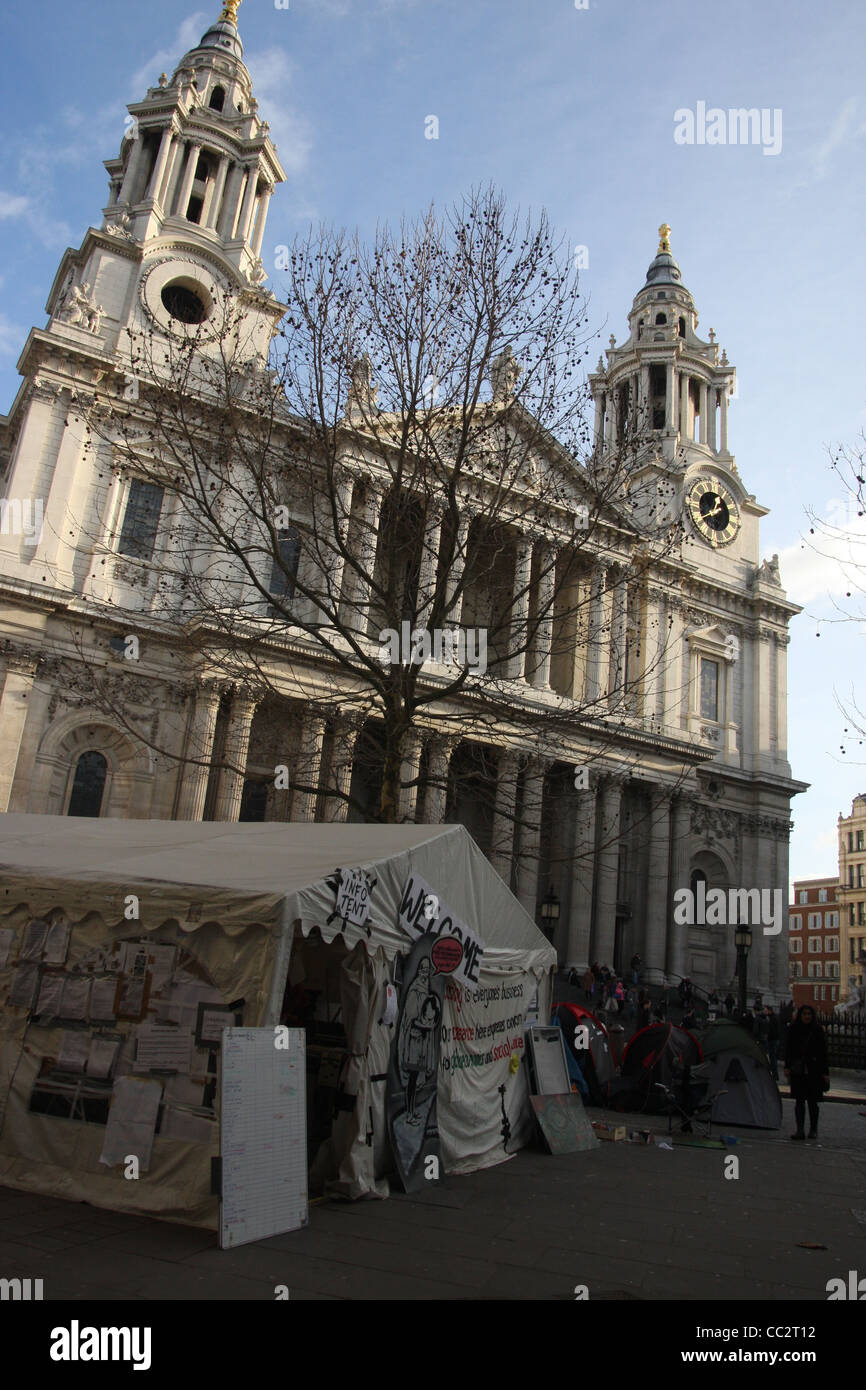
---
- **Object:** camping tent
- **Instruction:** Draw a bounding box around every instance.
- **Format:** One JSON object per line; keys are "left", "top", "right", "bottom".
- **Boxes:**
{"left": 551, "top": 1001, "right": 617, "bottom": 1104}
{"left": 694, "top": 1019, "right": 782, "bottom": 1129}
{"left": 615, "top": 1023, "right": 703, "bottom": 1112}
{"left": 0, "top": 815, "right": 555, "bottom": 1227}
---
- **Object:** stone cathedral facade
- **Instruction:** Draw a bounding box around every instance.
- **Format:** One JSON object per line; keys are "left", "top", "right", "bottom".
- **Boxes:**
{"left": 0, "top": 5, "right": 805, "bottom": 997}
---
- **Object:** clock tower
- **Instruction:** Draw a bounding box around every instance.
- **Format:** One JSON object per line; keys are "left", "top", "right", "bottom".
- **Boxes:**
{"left": 0, "top": 1, "right": 287, "bottom": 595}
{"left": 588, "top": 226, "right": 771, "bottom": 586}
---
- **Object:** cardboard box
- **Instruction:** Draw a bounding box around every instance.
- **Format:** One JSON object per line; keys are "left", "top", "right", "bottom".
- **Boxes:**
{"left": 591, "top": 1122, "right": 627, "bottom": 1142}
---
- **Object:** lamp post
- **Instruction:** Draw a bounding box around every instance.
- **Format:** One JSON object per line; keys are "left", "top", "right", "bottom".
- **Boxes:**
{"left": 540, "top": 885, "right": 560, "bottom": 946}
{"left": 735, "top": 924, "right": 752, "bottom": 1018}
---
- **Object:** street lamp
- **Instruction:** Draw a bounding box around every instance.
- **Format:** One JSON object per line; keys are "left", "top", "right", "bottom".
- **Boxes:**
{"left": 734, "top": 924, "right": 752, "bottom": 1018}
{"left": 540, "top": 885, "right": 560, "bottom": 944}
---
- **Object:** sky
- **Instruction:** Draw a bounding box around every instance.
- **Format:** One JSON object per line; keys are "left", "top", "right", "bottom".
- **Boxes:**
{"left": 1, "top": 0, "right": 865, "bottom": 886}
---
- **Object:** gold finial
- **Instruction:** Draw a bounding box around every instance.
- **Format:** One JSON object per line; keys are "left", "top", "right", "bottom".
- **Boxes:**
{"left": 657, "top": 223, "right": 671, "bottom": 254}
{"left": 219, "top": 0, "right": 241, "bottom": 23}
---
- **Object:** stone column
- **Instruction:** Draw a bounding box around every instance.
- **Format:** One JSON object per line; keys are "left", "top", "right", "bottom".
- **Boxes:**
{"left": 252, "top": 184, "right": 274, "bottom": 258}
{"left": 680, "top": 373, "right": 689, "bottom": 438}
{"left": 515, "top": 758, "right": 546, "bottom": 919}
{"left": 662, "top": 602, "right": 685, "bottom": 736}
{"left": 642, "top": 588, "right": 666, "bottom": 725}
{"left": 118, "top": 131, "right": 149, "bottom": 205}
{"left": 325, "top": 717, "right": 360, "bottom": 822}
{"left": 175, "top": 141, "right": 201, "bottom": 221}
{"left": 292, "top": 715, "right": 326, "bottom": 822}
{"left": 671, "top": 366, "right": 680, "bottom": 437}
{"left": 592, "top": 775, "right": 622, "bottom": 968}
{"left": 531, "top": 543, "right": 556, "bottom": 690}
{"left": 666, "top": 793, "right": 693, "bottom": 980}
{"left": 640, "top": 365, "right": 650, "bottom": 428}
{"left": 607, "top": 567, "right": 627, "bottom": 709}
{"left": 423, "top": 735, "right": 455, "bottom": 824}
{"left": 707, "top": 387, "right": 717, "bottom": 451}
{"left": 207, "top": 154, "right": 231, "bottom": 230}
{"left": 347, "top": 484, "right": 384, "bottom": 635}
{"left": 218, "top": 163, "right": 244, "bottom": 239}
{"left": 566, "top": 780, "right": 597, "bottom": 968}
{"left": 213, "top": 693, "right": 258, "bottom": 822}
{"left": 665, "top": 362, "right": 674, "bottom": 429}
{"left": 0, "top": 655, "right": 39, "bottom": 813}
{"left": 237, "top": 166, "right": 260, "bottom": 244}
{"left": 176, "top": 681, "right": 222, "bottom": 820}
{"left": 322, "top": 471, "right": 356, "bottom": 623}
{"left": 147, "top": 126, "right": 175, "bottom": 202}
{"left": 397, "top": 729, "right": 425, "bottom": 822}
{"left": 720, "top": 387, "right": 729, "bottom": 453}
{"left": 416, "top": 504, "right": 443, "bottom": 631}
{"left": 699, "top": 382, "right": 708, "bottom": 444}
{"left": 507, "top": 535, "right": 534, "bottom": 680}
{"left": 489, "top": 748, "right": 520, "bottom": 886}
{"left": 643, "top": 791, "right": 672, "bottom": 984}
{"left": 584, "top": 564, "right": 607, "bottom": 704}
{"left": 443, "top": 509, "right": 472, "bottom": 626}
{"left": 593, "top": 392, "right": 604, "bottom": 447}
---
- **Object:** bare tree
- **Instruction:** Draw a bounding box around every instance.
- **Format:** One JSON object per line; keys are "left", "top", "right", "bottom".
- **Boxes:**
{"left": 70, "top": 187, "right": 693, "bottom": 832}
{"left": 803, "top": 432, "right": 866, "bottom": 759}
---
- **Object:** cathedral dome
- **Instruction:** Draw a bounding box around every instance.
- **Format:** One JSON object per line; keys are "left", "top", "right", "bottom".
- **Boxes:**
{"left": 195, "top": 19, "right": 244, "bottom": 62}
{"left": 644, "top": 225, "right": 685, "bottom": 288}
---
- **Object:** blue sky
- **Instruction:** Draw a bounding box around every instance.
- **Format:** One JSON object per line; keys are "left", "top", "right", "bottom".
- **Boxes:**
{"left": 2, "top": 0, "right": 865, "bottom": 883}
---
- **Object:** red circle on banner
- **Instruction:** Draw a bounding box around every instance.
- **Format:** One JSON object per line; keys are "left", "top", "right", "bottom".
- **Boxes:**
{"left": 431, "top": 937, "right": 464, "bottom": 975}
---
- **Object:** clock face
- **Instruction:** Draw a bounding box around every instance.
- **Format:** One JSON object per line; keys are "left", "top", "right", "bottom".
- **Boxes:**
{"left": 688, "top": 477, "right": 740, "bottom": 546}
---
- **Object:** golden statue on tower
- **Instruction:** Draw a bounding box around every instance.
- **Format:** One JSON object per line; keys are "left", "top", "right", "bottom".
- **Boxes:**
{"left": 657, "top": 223, "right": 672, "bottom": 255}
{"left": 219, "top": 0, "right": 242, "bottom": 24}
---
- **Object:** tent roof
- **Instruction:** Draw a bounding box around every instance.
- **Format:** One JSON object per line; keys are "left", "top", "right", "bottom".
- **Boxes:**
{"left": 698, "top": 1017, "right": 770, "bottom": 1066}
{"left": 0, "top": 815, "right": 556, "bottom": 974}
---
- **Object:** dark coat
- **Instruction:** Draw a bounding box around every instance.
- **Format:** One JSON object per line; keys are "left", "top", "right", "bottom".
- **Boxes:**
{"left": 784, "top": 1017, "right": 828, "bottom": 1100}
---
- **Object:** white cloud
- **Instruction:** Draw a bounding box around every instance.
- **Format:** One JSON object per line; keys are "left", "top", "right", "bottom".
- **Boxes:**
{"left": 0, "top": 193, "right": 31, "bottom": 220}
{"left": 0, "top": 312, "right": 24, "bottom": 360}
{"left": 131, "top": 12, "right": 209, "bottom": 94}
{"left": 773, "top": 495, "right": 866, "bottom": 607}
{"left": 246, "top": 47, "right": 313, "bottom": 177}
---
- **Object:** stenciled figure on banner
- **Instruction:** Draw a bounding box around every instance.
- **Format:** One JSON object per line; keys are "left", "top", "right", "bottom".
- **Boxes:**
{"left": 387, "top": 934, "right": 445, "bottom": 1191}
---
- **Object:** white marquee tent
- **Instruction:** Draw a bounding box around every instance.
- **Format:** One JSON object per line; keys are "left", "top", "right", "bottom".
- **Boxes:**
{"left": 0, "top": 815, "right": 556, "bottom": 1227}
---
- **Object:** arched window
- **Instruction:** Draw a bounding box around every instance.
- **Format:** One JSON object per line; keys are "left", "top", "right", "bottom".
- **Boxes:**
{"left": 209, "top": 85, "right": 226, "bottom": 112}
{"left": 690, "top": 868, "right": 707, "bottom": 898}
{"left": 655, "top": 312, "right": 667, "bottom": 325}
{"left": 67, "top": 751, "right": 108, "bottom": 817}
{"left": 678, "top": 316, "right": 686, "bottom": 337}
{"left": 268, "top": 526, "right": 301, "bottom": 599}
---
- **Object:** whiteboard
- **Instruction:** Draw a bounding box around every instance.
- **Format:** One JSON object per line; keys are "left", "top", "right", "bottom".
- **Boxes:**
{"left": 525, "top": 1026, "right": 571, "bottom": 1096}
{"left": 220, "top": 1027, "right": 308, "bottom": 1249}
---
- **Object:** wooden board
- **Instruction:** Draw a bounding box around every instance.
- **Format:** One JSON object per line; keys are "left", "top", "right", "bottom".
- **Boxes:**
{"left": 530, "top": 1093, "right": 599, "bottom": 1154}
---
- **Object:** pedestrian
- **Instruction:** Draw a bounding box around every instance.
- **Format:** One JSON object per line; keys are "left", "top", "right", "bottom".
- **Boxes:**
{"left": 765, "top": 1005, "right": 780, "bottom": 1080}
{"left": 654, "top": 997, "right": 666, "bottom": 1022}
{"left": 629, "top": 952, "right": 641, "bottom": 986}
{"left": 755, "top": 1006, "right": 769, "bottom": 1050}
{"left": 582, "top": 966, "right": 594, "bottom": 1003}
{"left": 614, "top": 978, "right": 625, "bottom": 1012}
{"left": 740, "top": 1007, "right": 755, "bottom": 1035}
{"left": 784, "top": 1005, "right": 829, "bottom": 1140}
{"left": 724, "top": 992, "right": 735, "bottom": 1017}
{"left": 682, "top": 1004, "right": 697, "bottom": 1031}
{"left": 626, "top": 987, "right": 636, "bottom": 1020}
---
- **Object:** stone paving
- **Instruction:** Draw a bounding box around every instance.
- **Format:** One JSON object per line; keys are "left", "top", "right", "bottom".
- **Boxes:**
{"left": 0, "top": 1093, "right": 863, "bottom": 1301}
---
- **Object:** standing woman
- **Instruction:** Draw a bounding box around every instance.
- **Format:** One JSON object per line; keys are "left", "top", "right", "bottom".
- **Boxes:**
{"left": 784, "top": 1005, "right": 830, "bottom": 1141}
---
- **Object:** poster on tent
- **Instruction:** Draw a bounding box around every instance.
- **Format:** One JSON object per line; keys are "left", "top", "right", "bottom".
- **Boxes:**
{"left": 386, "top": 933, "right": 445, "bottom": 1193}
{"left": 398, "top": 873, "right": 483, "bottom": 988}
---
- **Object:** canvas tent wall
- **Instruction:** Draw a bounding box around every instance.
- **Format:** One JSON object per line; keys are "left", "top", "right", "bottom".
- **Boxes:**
{"left": 0, "top": 815, "right": 555, "bottom": 1227}
{"left": 694, "top": 1020, "right": 782, "bottom": 1129}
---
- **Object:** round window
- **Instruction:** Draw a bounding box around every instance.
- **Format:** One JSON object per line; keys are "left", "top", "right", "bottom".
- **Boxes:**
{"left": 161, "top": 281, "right": 209, "bottom": 324}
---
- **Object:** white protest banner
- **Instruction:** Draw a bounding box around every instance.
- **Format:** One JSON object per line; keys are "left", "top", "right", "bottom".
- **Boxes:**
{"left": 333, "top": 867, "right": 372, "bottom": 929}
{"left": 397, "top": 872, "right": 483, "bottom": 987}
